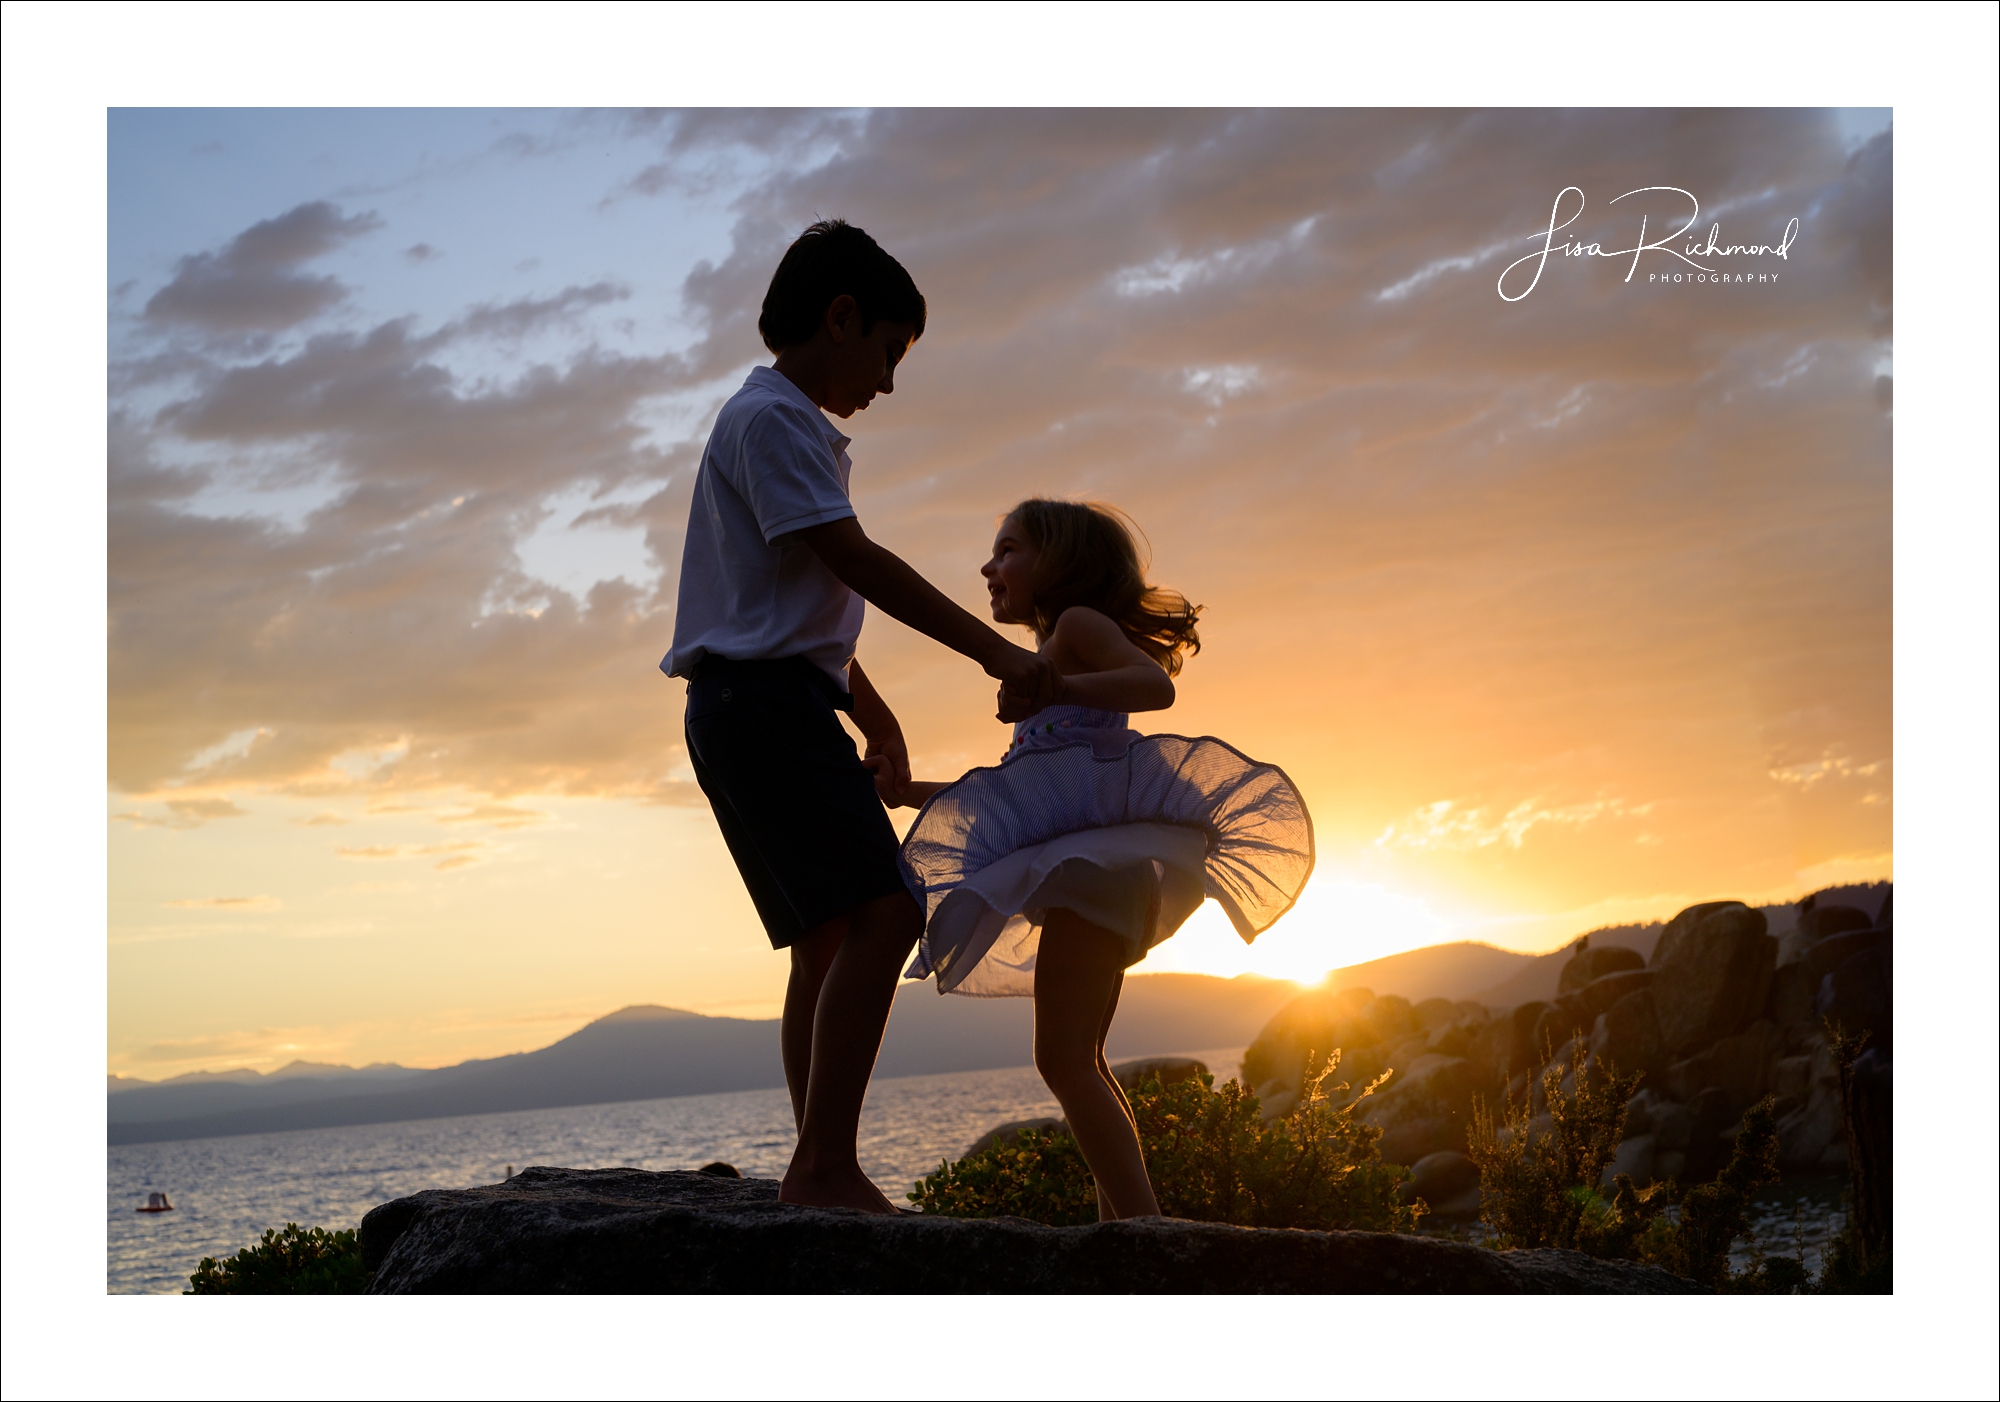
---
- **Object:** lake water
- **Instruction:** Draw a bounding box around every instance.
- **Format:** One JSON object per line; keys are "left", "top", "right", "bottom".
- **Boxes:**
{"left": 108, "top": 1047, "right": 1243, "bottom": 1294}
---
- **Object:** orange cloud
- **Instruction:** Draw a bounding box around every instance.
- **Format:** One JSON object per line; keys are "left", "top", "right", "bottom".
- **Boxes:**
{"left": 109, "top": 111, "right": 1891, "bottom": 922}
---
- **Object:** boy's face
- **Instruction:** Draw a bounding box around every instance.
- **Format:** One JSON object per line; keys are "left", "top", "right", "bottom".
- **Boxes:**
{"left": 822, "top": 296, "right": 917, "bottom": 419}
{"left": 981, "top": 515, "right": 1039, "bottom": 627}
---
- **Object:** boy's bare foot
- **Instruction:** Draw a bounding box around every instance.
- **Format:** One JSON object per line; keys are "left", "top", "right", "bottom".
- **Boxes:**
{"left": 778, "top": 1163, "right": 899, "bottom": 1215}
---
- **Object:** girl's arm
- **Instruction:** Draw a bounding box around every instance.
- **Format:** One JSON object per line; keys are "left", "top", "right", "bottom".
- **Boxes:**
{"left": 1041, "top": 607, "right": 1177, "bottom": 713}
{"left": 869, "top": 776, "right": 949, "bottom": 810}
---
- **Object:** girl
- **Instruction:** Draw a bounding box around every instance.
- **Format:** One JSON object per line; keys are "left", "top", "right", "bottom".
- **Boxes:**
{"left": 872, "top": 499, "right": 1314, "bottom": 1219}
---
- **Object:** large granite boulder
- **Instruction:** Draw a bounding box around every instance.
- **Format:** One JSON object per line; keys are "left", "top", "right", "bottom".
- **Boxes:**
{"left": 360, "top": 1167, "right": 1702, "bottom": 1293}
{"left": 1777, "top": 903, "right": 1874, "bottom": 967}
{"left": 1701, "top": 1020, "right": 1781, "bottom": 1112}
{"left": 1815, "top": 946, "right": 1893, "bottom": 1053}
{"left": 1765, "top": 959, "right": 1822, "bottom": 1026}
{"left": 1651, "top": 901, "right": 1756, "bottom": 969}
{"left": 1244, "top": 988, "right": 1428, "bottom": 1120}
{"left": 1361, "top": 994, "right": 1420, "bottom": 1044}
{"left": 1558, "top": 944, "right": 1646, "bottom": 996}
{"left": 1242, "top": 985, "right": 1377, "bottom": 1116}
{"left": 1601, "top": 1133, "right": 1657, "bottom": 1189}
{"left": 1412, "top": 998, "right": 1459, "bottom": 1033}
{"left": 1530, "top": 969, "right": 1654, "bottom": 1069}
{"left": 1359, "top": 1054, "right": 1484, "bottom": 1164}
{"left": 1589, "top": 988, "right": 1665, "bottom": 1076}
{"left": 1531, "top": 1001, "right": 1593, "bottom": 1062}
{"left": 1466, "top": 1013, "right": 1519, "bottom": 1087}
{"left": 1402, "top": 1150, "right": 1481, "bottom": 1218}
{"left": 1650, "top": 904, "right": 1775, "bottom": 1054}
{"left": 1502, "top": 1001, "right": 1550, "bottom": 1075}
{"left": 1809, "top": 925, "right": 1890, "bottom": 982}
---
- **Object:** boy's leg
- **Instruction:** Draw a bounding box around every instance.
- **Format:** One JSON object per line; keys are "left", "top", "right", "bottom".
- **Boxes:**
{"left": 683, "top": 660, "right": 916, "bottom": 1211}
{"left": 1035, "top": 911, "right": 1161, "bottom": 1220}
{"left": 782, "top": 916, "right": 847, "bottom": 1132}
{"left": 780, "top": 890, "right": 922, "bottom": 1212}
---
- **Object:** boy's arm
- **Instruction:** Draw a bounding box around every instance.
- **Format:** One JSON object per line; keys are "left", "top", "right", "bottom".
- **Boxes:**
{"left": 791, "top": 517, "right": 1058, "bottom": 711}
{"left": 846, "top": 659, "right": 909, "bottom": 796}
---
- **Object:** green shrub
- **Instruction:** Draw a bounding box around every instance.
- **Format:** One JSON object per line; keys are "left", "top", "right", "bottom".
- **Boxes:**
{"left": 1466, "top": 1045, "right": 1789, "bottom": 1287}
{"left": 1815, "top": 1222, "right": 1892, "bottom": 1294}
{"left": 1647, "top": 1098, "right": 1781, "bottom": 1287}
{"left": 1466, "top": 1048, "right": 1645, "bottom": 1254}
{"left": 911, "top": 1059, "right": 1421, "bottom": 1232}
{"left": 907, "top": 1123, "right": 1102, "bottom": 1225}
{"left": 186, "top": 1223, "right": 369, "bottom": 1295}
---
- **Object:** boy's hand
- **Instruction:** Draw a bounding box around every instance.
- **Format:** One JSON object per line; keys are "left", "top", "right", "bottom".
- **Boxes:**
{"left": 862, "top": 753, "right": 908, "bottom": 807}
{"left": 862, "top": 730, "right": 911, "bottom": 798}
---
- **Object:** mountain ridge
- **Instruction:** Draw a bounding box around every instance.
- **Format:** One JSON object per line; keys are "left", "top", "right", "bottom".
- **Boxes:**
{"left": 107, "top": 973, "right": 1298, "bottom": 1146}
{"left": 108, "top": 885, "right": 1889, "bottom": 1147}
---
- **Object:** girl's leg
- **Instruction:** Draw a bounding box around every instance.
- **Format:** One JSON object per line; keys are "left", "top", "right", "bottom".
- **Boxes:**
{"left": 1093, "top": 968, "right": 1140, "bottom": 1221}
{"left": 1035, "top": 910, "right": 1161, "bottom": 1220}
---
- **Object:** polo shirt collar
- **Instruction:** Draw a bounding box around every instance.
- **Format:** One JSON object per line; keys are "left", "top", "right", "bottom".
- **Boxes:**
{"left": 748, "top": 365, "right": 851, "bottom": 454}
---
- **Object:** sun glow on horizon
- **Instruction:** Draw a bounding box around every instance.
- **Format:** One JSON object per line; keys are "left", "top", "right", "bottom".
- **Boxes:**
{"left": 1138, "top": 877, "right": 1458, "bottom": 984}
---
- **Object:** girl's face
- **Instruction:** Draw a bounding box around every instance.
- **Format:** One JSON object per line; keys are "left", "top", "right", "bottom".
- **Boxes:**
{"left": 982, "top": 514, "right": 1039, "bottom": 629}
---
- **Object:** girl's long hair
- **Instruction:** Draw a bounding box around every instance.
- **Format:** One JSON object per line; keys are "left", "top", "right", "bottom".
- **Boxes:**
{"left": 1008, "top": 498, "right": 1202, "bottom": 676}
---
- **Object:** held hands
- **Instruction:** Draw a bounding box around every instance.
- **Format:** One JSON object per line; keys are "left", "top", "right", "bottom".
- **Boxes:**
{"left": 861, "top": 753, "right": 908, "bottom": 807}
{"left": 990, "top": 644, "right": 1066, "bottom": 724}
{"left": 861, "top": 730, "right": 911, "bottom": 806}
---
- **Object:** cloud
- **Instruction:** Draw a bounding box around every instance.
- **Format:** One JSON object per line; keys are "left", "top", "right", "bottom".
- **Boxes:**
{"left": 1375, "top": 796, "right": 1649, "bottom": 851}
{"left": 334, "top": 841, "right": 481, "bottom": 860}
{"left": 437, "top": 803, "right": 547, "bottom": 828}
{"left": 164, "top": 895, "right": 282, "bottom": 911}
{"left": 404, "top": 243, "right": 440, "bottom": 263}
{"left": 144, "top": 201, "right": 382, "bottom": 333}
{"left": 1767, "top": 753, "right": 1883, "bottom": 789}
{"left": 109, "top": 111, "right": 1891, "bottom": 910}
{"left": 113, "top": 797, "right": 249, "bottom": 829}
{"left": 446, "top": 282, "right": 629, "bottom": 342}
{"left": 295, "top": 812, "right": 349, "bottom": 827}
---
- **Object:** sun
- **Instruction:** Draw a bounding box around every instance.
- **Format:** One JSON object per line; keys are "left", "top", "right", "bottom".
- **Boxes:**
{"left": 1138, "top": 878, "right": 1456, "bottom": 984}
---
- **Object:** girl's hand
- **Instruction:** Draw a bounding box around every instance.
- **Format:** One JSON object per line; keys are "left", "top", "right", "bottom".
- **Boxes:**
{"left": 864, "top": 760, "right": 946, "bottom": 811}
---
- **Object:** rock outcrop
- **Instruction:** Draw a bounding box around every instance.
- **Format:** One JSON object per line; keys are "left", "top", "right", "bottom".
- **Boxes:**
{"left": 1239, "top": 885, "right": 1891, "bottom": 1188}
{"left": 359, "top": 1166, "right": 1703, "bottom": 1294}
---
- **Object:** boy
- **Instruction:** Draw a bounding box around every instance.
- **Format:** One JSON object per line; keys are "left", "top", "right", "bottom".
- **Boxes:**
{"left": 663, "top": 219, "right": 1055, "bottom": 1213}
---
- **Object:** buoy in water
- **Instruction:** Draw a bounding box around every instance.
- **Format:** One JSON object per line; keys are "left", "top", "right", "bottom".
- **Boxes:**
{"left": 137, "top": 1192, "right": 174, "bottom": 1213}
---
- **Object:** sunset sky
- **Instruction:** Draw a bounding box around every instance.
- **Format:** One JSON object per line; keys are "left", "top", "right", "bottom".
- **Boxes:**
{"left": 105, "top": 108, "right": 1896, "bottom": 1077}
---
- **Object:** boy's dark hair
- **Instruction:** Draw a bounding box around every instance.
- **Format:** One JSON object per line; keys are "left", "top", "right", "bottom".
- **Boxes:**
{"left": 758, "top": 219, "right": 927, "bottom": 353}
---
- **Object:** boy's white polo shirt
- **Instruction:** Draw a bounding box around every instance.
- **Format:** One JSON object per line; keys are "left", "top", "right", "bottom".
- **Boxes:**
{"left": 663, "top": 366, "right": 865, "bottom": 689}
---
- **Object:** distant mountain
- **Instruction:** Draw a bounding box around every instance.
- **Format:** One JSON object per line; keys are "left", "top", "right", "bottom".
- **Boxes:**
{"left": 109, "top": 884, "right": 1893, "bottom": 1147}
{"left": 105, "top": 973, "right": 1299, "bottom": 1147}
{"left": 108, "top": 1060, "right": 426, "bottom": 1112}
{"left": 1321, "top": 942, "right": 1536, "bottom": 1005}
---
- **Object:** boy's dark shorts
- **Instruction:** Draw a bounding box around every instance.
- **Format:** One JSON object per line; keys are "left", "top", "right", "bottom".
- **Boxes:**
{"left": 684, "top": 655, "right": 912, "bottom": 949}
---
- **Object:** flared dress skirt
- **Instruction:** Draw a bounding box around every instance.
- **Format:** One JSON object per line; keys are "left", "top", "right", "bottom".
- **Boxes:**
{"left": 899, "top": 727, "right": 1314, "bottom": 998}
